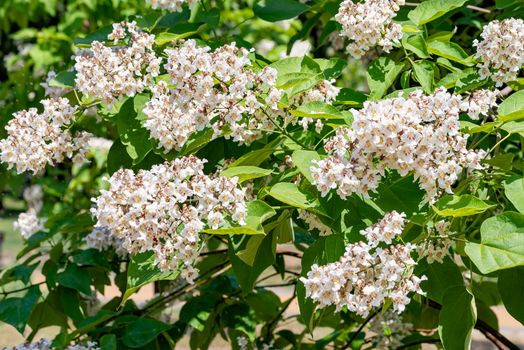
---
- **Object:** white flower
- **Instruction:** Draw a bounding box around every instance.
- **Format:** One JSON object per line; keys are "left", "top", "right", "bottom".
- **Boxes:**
{"left": 335, "top": 0, "right": 404, "bottom": 59}
{"left": 144, "top": 40, "right": 282, "bottom": 152}
{"left": 91, "top": 156, "right": 247, "bottom": 283}
{"left": 301, "top": 212, "right": 425, "bottom": 317}
{"left": 74, "top": 21, "right": 161, "bottom": 105}
{"left": 474, "top": 18, "right": 524, "bottom": 87}
{"left": 0, "top": 98, "right": 90, "bottom": 174}
{"left": 311, "top": 88, "right": 486, "bottom": 203}
{"left": 13, "top": 209, "right": 45, "bottom": 239}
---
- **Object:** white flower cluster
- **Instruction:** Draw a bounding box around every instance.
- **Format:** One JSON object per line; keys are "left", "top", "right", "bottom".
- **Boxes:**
{"left": 74, "top": 21, "right": 161, "bottom": 105}
{"left": 14, "top": 184, "right": 46, "bottom": 239}
{"left": 361, "top": 211, "right": 405, "bottom": 246}
{"left": 14, "top": 210, "right": 45, "bottom": 239}
{"left": 463, "top": 89, "right": 498, "bottom": 120}
{"left": 40, "top": 71, "right": 71, "bottom": 98}
{"left": 311, "top": 88, "right": 487, "bottom": 203}
{"left": 146, "top": 0, "right": 195, "bottom": 12}
{"left": 417, "top": 220, "right": 452, "bottom": 264}
{"left": 84, "top": 226, "right": 127, "bottom": 257}
{"left": 236, "top": 336, "right": 272, "bottom": 350}
{"left": 368, "top": 309, "right": 412, "bottom": 349}
{"left": 474, "top": 18, "right": 524, "bottom": 87}
{"left": 335, "top": 0, "right": 404, "bottom": 59}
{"left": 290, "top": 80, "right": 340, "bottom": 132}
{"left": 144, "top": 40, "right": 282, "bottom": 152}
{"left": 91, "top": 156, "right": 247, "bottom": 283}
{"left": 301, "top": 212, "right": 425, "bottom": 317}
{"left": 298, "top": 209, "right": 332, "bottom": 236}
{"left": 0, "top": 98, "right": 90, "bottom": 174}
{"left": 3, "top": 339, "right": 99, "bottom": 350}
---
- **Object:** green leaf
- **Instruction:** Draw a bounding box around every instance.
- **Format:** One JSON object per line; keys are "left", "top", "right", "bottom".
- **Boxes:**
{"left": 123, "top": 251, "right": 181, "bottom": 303}
{"left": 412, "top": 60, "right": 435, "bottom": 93}
{"left": 498, "top": 267, "right": 524, "bottom": 325}
{"left": 290, "top": 101, "right": 344, "bottom": 119}
{"left": 221, "top": 166, "right": 272, "bottom": 183}
{"left": 0, "top": 286, "right": 41, "bottom": 334}
{"left": 421, "top": 257, "right": 465, "bottom": 303}
{"left": 427, "top": 41, "right": 474, "bottom": 66}
{"left": 268, "top": 182, "right": 324, "bottom": 215}
{"left": 74, "top": 25, "right": 112, "bottom": 46}
{"left": 100, "top": 334, "right": 117, "bottom": 350}
{"left": 203, "top": 200, "right": 276, "bottom": 235}
{"left": 465, "top": 212, "right": 524, "bottom": 274}
{"left": 438, "top": 286, "right": 476, "bottom": 350}
{"left": 402, "top": 33, "right": 429, "bottom": 58}
{"left": 49, "top": 71, "right": 76, "bottom": 89}
{"left": 253, "top": 0, "right": 310, "bottom": 22}
{"left": 408, "top": 0, "right": 468, "bottom": 25}
{"left": 367, "top": 57, "right": 406, "bottom": 99}
{"left": 221, "top": 303, "right": 256, "bottom": 340}
{"left": 504, "top": 176, "right": 524, "bottom": 213}
{"left": 335, "top": 88, "right": 367, "bottom": 107}
{"left": 230, "top": 232, "right": 276, "bottom": 292}
{"left": 498, "top": 90, "right": 524, "bottom": 117}
{"left": 122, "top": 318, "right": 171, "bottom": 348}
{"left": 117, "top": 97, "right": 153, "bottom": 164}
{"left": 57, "top": 264, "right": 92, "bottom": 295}
{"left": 107, "top": 139, "right": 133, "bottom": 175}
{"left": 432, "top": 195, "right": 495, "bottom": 217}
{"left": 292, "top": 150, "right": 320, "bottom": 184}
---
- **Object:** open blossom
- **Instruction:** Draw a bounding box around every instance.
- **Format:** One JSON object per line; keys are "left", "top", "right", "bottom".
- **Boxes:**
{"left": 368, "top": 309, "right": 412, "bottom": 349}
{"left": 335, "top": 0, "right": 404, "bottom": 59}
{"left": 146, "top": 0, "right": 195, "bottom": 12}
{"left": 144, "top": 40, "right": 282, "bottom": 152}
{"left": 0, "top": 98, "right": 90, "bottom": 174}
{"left": 474, "top": 18, "right": 524, "bottom": 87}
{"left": 301, "top": 212, "right": 425, "bottom": 317}
{"left": 91, "top": 156, "right": 247, "bottom": 283}
{"left": 74, "top": 21, "right": 161, "bottom": 105}
{"left": 311, "top": 88, "right": 487, "bottom": 203}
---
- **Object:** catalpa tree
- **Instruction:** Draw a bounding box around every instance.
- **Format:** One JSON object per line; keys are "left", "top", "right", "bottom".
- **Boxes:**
{"left": 0, "top": 0, "right": 523, "bottom": 349}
